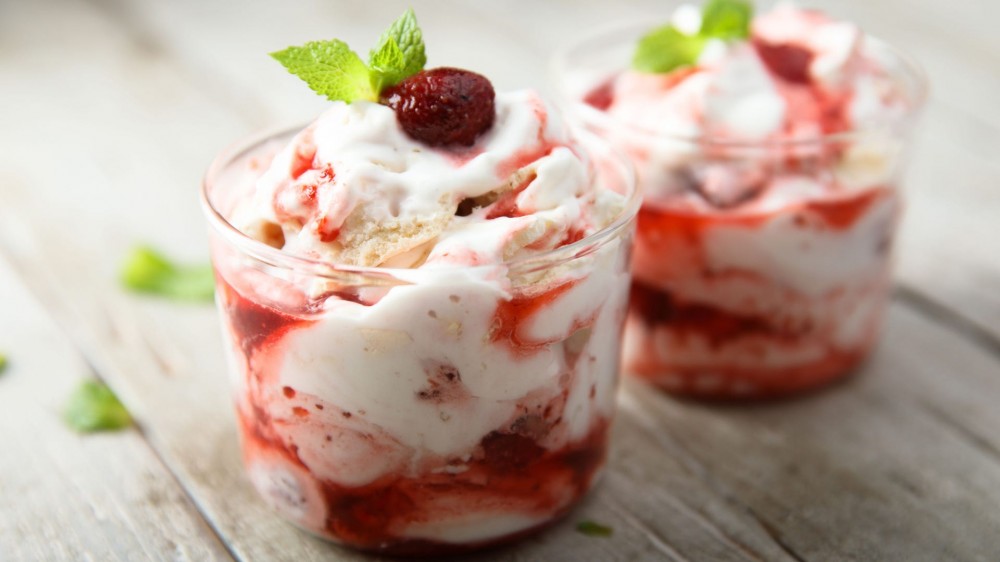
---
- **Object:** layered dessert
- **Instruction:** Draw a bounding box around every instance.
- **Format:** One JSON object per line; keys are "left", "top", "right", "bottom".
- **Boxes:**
{"left": 202, "top": 11, "right": 637, "bottom": 555}
{"left": 556, "top": 1, "right": 925, "bottom": 398}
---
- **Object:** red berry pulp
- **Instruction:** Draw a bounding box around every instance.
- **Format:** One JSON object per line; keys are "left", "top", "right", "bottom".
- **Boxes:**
{"left": 381, "top": 67, "right": 496, "bottom": 147}
{"left": 217, "top": 275, "right": 610, "bottom": 554}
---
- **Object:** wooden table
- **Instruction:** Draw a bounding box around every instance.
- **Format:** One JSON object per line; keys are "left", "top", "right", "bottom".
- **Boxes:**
{"left": 2, "top": 1, "right": 998, "bottom": 560}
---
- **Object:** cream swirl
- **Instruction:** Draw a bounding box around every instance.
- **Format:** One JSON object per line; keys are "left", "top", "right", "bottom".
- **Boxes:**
{"left": 235, "top": 90, "right": 624, "bottom": 268}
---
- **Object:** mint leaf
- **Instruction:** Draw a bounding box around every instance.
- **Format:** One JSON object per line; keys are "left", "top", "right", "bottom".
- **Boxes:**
{"left": 271, "top": 40, "right": 377, "bottom": 103}
{"left": 64, "top": 380, "right": 132, "bottom": 433}
{"left": 576, "top": 520, "right": 613, "bottom": 537}
{"left": 0, "top": 353, "right": 7, "bottom": 375}
{"left": 273, "top": 9, "right": 426, "bottom": 103}
{"left": 369, "top": 37, "right": 407, "bottom": 92}
{"left": 370, "top": 8, "right": 426, "bottom": 86}
{"left": 632, "top": 24, "right": 706, "bottom": 73}
{"left": 701, "top": 0, "right": 752, "bottom": 39}
{"left": 632, "top": 0, "right": 755, "bottom": 74}
{"left": 121, "top": 246, "right": 215, "bottom": 302}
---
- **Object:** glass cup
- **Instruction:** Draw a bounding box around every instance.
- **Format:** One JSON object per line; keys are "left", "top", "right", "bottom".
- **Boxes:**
{"left": 201, "top": 126, "right": 639, "bottom": 555}
{"left": 552, "top": 22, "right": 927, "bottom": 399}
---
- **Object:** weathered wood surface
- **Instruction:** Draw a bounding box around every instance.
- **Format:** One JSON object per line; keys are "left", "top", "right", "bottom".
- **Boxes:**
{"left": 1, "top": 0, "right": 999, "bottom": 560}
{"left": 0, "top": 260, "right": 231, "bottom": 561}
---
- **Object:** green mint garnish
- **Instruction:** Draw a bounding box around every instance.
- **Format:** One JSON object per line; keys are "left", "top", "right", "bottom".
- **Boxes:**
{"left": 0, "top": 353, "right": 7, "bottom": 374}
{"left": 64, "top": 380, "right": 132, "bottom": 433}
{"left": 270, "top": 40, "right": 376, "bottom": 103}
{"left": 700, "top": 0, "right": 752, "bottom": 39}
{"left": 576, "top": 520, "right": 614, "bottom": 537}
{"left": 121, "top": 246, "right": 215, "bottom": 302}
{"left": 632, "top": 0, "right": 753, "bottom": 74}
{"left": 633, "top": 26, "right": 707, "bottom": 74}
{"left": 272, "top": 8, "right": 426, "bottom": 103}
{"left": 369, "top": 8, "right": 426, "bottom": 88}
{"left": 368, "top": 37, "right": 407, "bottom": 91}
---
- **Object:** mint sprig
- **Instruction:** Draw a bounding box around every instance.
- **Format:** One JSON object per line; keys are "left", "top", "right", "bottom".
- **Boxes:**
{"left": 370, "top": 8, "right": 426, "bottom": 87}
{"left": 701, "top": 0, "right": 752, "bottom": 39}
{"left": 272, "top": 8, "right": 426, "bottom": 103}
{"left": 271, "top": 40, "right": 375, "bottom": 103}
{"left": 633, "top": 26, "right": 706, "bottom": 74}
{"left": 64, "top": 380, "right": 132, "bottom": 433}
{"left": 121, "top": 246, "right": 215, "bottom": 302}
{"left": 369, "top": 38, "right": 407, "bottom": 91}
{"left": 632, "top": 0, "right": 753, "bottom": 74}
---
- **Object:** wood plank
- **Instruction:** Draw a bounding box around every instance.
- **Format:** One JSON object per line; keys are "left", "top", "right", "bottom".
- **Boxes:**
{"left": 893, "top": 106, "right": 1000, "bottom": 341}
{"left": 617, "top": 303, "right": 1000, "bottom": 561}
{"left": 0, "top": 259, "right": 232, "bottom": 561}
{"left": 3, "top": 0, "right": 1000, "bottom": 560}
{"left": 6, "top": 182, "right": 1000, "bottom": 560}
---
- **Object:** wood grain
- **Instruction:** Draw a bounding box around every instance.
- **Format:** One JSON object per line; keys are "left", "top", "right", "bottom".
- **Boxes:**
{"left": 0, "top": 261, "right": 231, "bottom": 561}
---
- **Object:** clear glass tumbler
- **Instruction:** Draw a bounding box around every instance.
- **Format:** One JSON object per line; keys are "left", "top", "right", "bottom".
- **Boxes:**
{"left": 552, "top": 23, "right": 927, "bottom": 399}
{"left": 201, "top": 127, "right": 638, "bottom": 555}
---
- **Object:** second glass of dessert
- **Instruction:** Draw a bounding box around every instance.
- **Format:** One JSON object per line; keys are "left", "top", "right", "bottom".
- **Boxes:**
{"left": 202, "top": 11, "right": 639, "bottom": 556}
{"left": 553, "top": 1, "right": 926, "bottom": 399}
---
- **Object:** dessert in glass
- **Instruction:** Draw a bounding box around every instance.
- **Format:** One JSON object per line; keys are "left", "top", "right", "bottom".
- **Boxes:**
{"left": 553, "top": 1, "right": 927, "bottom": 399}
{"left": 201, "top": 11, "right": 638, "bottom": 555}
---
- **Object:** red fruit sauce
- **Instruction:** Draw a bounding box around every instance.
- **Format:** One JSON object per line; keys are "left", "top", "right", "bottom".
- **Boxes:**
{"left": 754, "top": 40, "right": 815, "bottom": 84}
{"left": 625, "top": 187, "right": 893, "bottom": 399}
{"left": 219, "top": 275, "right": 609, "bottom": 554}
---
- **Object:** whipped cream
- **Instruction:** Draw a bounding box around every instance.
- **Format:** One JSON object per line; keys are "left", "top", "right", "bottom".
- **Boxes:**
{"left": 603, "top": 3, "right": 909, "bottom": 144}
{"left": 234, "top": 91, "right": 623, "bottom": 269}
{"left": 561, "top": 2, "right": 923, "bottom": 398}
{"left": 586, "top": 3, "right": 919, "bottom": 212}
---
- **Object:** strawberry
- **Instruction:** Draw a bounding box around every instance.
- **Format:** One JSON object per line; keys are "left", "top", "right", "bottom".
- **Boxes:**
{"left": 381, "top": 67, "right": 496, "bottom": 147}
{"left": 754, "top": 40, "right": 814, "bottom": 84}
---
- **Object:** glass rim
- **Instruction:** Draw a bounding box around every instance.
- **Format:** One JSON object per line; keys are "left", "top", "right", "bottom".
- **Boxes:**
{"left": 201, "top": 122, "right": 641, "bottom": 280}
{"left": 549, "top": 18, "right": 930, "bottom": 149}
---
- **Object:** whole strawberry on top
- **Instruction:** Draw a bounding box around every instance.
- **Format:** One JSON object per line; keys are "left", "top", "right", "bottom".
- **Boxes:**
{"left": 381, "top": 67, "right": 495, "bottom": 147}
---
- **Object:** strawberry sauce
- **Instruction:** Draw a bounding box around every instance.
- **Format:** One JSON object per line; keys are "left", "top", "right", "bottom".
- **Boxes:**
{"left": 238, "top": 405, "right": 608, "bottom": 555}
{"left": 218, "top": 274, "right": 612, "bottom": 554}
{"left": 624, "top": 187, "right": 896, "bottom": 399}
{"left": 491, "top": 281, "right": 580, "bottom": 355}
{"left": 221, "top": 280, "right": 312, "bottom": 358}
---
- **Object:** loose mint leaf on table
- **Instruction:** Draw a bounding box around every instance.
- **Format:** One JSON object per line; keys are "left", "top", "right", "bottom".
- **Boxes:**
{"left": 272, "top": 8, "right": 426, "bottom": 102}
{"left": 271, "top": 40, "right": 377, "bottom": 103}
{"left": 64, "top": 380, "right": 132, "bottom": 433}
{"left": 121, "top": 246, "right": 215, "bottom": 302}
{"left": 576, "top": 520, "right": 614, "bottom": 537}
{"left": 632, "top": 0, "right": 754, "bottom": 74}
{"left": 700, "top": 0, "right": 752, "bottom": 39}
{"left": 633, "top": 24, "right": 706, "bottom": 73}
